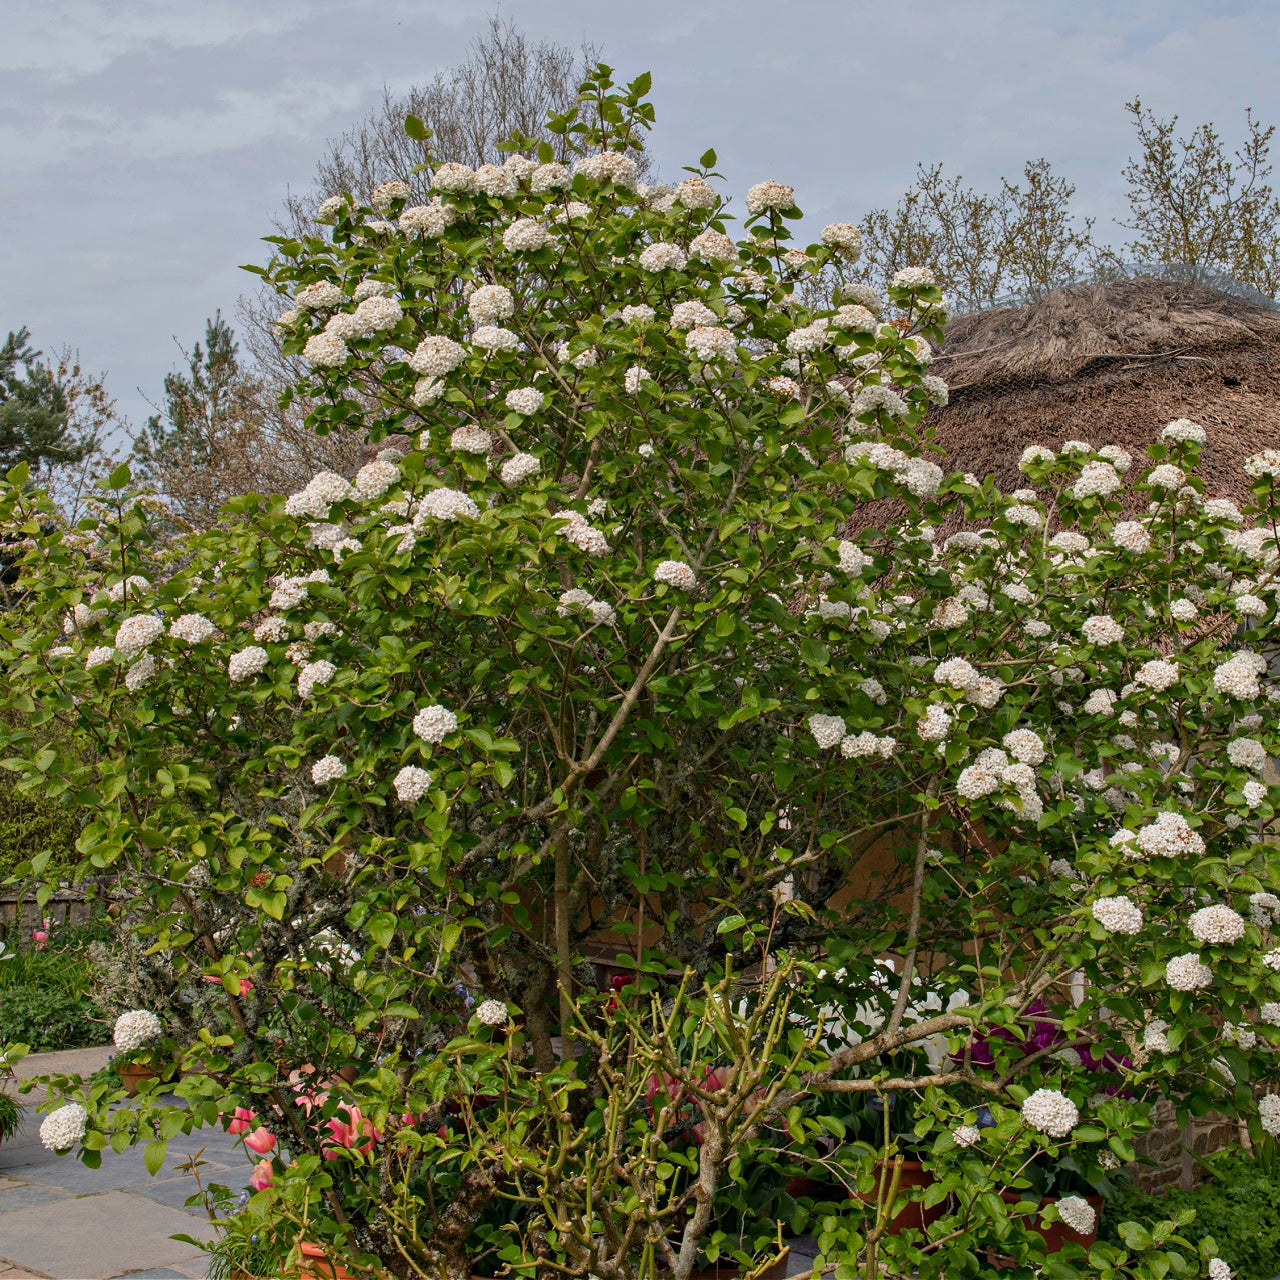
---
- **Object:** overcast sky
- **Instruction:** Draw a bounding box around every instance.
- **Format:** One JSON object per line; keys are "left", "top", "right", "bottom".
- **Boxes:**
{"left": 4, "top": 0, "right": 1278, "bottom": 436}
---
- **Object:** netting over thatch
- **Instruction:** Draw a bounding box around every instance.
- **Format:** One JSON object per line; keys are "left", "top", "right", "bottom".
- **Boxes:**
{"left": 847, "top": 276, "right": 1280, "bottom": 537}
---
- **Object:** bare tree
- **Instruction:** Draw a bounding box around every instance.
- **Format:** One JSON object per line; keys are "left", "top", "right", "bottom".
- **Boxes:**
{"left": 1119, "top": 98, "right": 1280, "bottom": 297}
{"left": 857, "top": 159, "right": 1101, "bottom": 312}
{"left": 276, "top": 15, "right": 607, "bottom": 236}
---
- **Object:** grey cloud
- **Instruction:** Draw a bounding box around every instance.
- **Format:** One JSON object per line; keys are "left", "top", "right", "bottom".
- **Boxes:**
{"left": 3, "top": 0, "right": 1277, "bottom": 436}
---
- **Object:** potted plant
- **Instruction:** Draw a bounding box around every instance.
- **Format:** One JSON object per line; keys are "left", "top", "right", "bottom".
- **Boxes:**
{"left": 110, "top": 1009, "right": 167, "bottom": 1096}
{"left": 0, "top": 1041, "right": 28, "bottom": 1148}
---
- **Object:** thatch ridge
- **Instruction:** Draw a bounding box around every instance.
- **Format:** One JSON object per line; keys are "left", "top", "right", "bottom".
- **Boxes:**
{"left": 847, "top": 279, "right": 1280, "bottom": 539}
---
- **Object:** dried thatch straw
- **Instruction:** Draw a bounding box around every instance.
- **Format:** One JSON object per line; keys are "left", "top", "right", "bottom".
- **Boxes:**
{"left": 848, "top": 277, "right": 1280, "bottom": 535}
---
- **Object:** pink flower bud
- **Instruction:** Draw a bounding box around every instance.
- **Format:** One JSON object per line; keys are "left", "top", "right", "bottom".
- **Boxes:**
{"left": 244, "top": 1126, "right": 277, "bottom": 1154}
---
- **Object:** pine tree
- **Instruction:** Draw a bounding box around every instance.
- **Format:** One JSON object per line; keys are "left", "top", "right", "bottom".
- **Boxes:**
{"left": 0, "top": 328, "right": 91, "bottom": 476}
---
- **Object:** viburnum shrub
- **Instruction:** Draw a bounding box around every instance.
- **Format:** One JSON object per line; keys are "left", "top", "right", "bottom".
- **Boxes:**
{"left": 2, "top": 67, "right": 1277, "bottom": 1280}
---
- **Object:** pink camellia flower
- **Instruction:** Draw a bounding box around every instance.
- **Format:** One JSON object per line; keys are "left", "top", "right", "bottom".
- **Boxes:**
{"left": 226, "top": 1107, "right": 257, "bottom": 1135}
{"left": 248, "top": 1159, "right": 274, "bottom": 1192}
{"left": 244, "top": 1126, "right": 277, "bottom": 1155}
{"left": 322, "top": 1105, "right": 380, "bottom": 1159}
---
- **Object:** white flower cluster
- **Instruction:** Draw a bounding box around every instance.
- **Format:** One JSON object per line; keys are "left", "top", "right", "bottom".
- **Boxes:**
{"left": 1002, "top": 729, "right": 1046, "bottom": 765}
{"left": 1070, "top": 460, "right": 1123, "bottom": 499}
{"left": 1227, "top": 737, "right": 1267, "bottom": 770}
{"left": 413, "top": 704, "right": 457, "bottom": 744}
{"left": 808, "top": 714, "right": 846, "bottom": 750}
{"left": 170, "top": 613, "right": 216, "bottom": 644}
{"left": 114, "top": 615, "right": 163, "bottom": 659}
{"left": 400, "top": 202, "right": 455, "bottom": 237}
{"left": 917, "top": 704, "right": 952, "bottom": 742}
{"left": 284, "top": 471, "right": 355, "bottom": 520}
{"left": 393, "top": 765, "right": 432, "bottom": 804}
{"left": 113, "top": 1009, "right": 162, "bottom": 1051}
{"left": 1161, "top": 418, "right": 1207, "bottom": 445}
{"left": 1262, "top": 1093, "right": 1280, "bottom": 1137}
{"left": 1188, "top": 904, "right": 1246, "bottom": 944}
{"left": 1091, "top": 896, "right": 1143, "bottom": 935}
{"left": 1056, "top": 1195, "right": 1096, "bottom": 1235}
{"left": 1165, "top": 952, "right": 1213, "bottom": 990}
{"left": 1082, "top": 615, "right": 1124, "bottom": 645}
{"left": 1214, "top": 650, "right": 1266, "bottom": 700}
{"left": 638, "top": 241, "right": 688, "bottom": 272}
{"left": 228, "top": 646, "right": 269, "bottom": 683}
{"left": 690, "top": 228, "right": 737, "bottom": 262}
{"left": 952, "top": 1123, "right": 981, "bottom": 1148}
{"left": 312, "top": 756, "right": 346, "bottom": 785}
{"left": 654, "top": 560, "right": 696, "bottom": 590}
{"left": 1112, "top": 521, "right": 1151, "bottom": 553}
{"left": 297, "top": 660, "right": 336, "bottom": 699}
{"left": 556, "top": 588, "right": 615, "bottom": 626}
{"left": 685, "top": 326, "right": 738, "bottom": 362}
{"left": 450, "top": 426, "right": 492, "bottom": 455}
{"left": 410, "top": 335, "right": 466, "bottom": 376}
{"left": 1132, "top": 811, "right": 1205, "bottom": 859}
{"left": 474, "top": 998, "right": 509, "bottom": 1026}
{"left": 1021, "top": 1088, "right": 1078, "bottom": 1138}
{"left": 502, "top": 218, "right": 549, "bottom": 251}
{"left": 1135, "top": 659, "right": 1178, "bottom": 691}
{"left": 745, "top": 180, "right": 795, "bottom": 214}
{"left": 575, "top": 151, "right": 638, "bottom": 188}
{"left": 840, "top": 732, "right": 897, "bottom": 759}
{"left": 355, "top": 459, "right": 400, "bottom": 499}
{"left": 468, "top": 285, "right": 514, "bottom": 325}
{"left": 820, "top": 222, "right": 862, "bottom": 259}
{"left": 500, "top": 453, "right": 541, "bottom": 486}
{"left": 505, "top": 387, "right": 544, "bottom": 415}
{"left": 417, "top": 488, "right": 479, "bottom": 523}
{"left": 39, "top": 1102, "right": 88, "bottom": 1152}
{"left": 559, "top": 511, "right": 610, "bottom": 556}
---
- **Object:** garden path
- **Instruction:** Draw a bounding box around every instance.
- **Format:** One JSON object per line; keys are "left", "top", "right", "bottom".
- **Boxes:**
{"left": 0, "top": 1046, "right": 244, "bottom": 1279}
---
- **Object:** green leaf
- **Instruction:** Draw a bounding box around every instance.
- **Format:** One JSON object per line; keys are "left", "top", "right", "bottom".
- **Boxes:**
{"left": 1118, "top": 1221, "right": 1152, "bottom": 1251}
{"left": 799, "top": 638, "right": 829, "bottom": 668}
{"left": 404, "top": 114, "right": 432, "bottom": 141}
{"left": 700, "top": 148, "right": 717, "bottom": 168}
{"left": 717, "top": 914, "right": 746, "bottom": 934}
{"left": 107, "top": 463, "right": 132, "bottom": 490}
{"left": 143, "top": 1139, "right": 168, "bottom": 1177}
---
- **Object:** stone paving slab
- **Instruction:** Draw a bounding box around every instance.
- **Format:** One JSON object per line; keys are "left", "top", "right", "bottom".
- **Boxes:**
{"left": 0, "top": 1190, "right": 213, "bottom": 1278}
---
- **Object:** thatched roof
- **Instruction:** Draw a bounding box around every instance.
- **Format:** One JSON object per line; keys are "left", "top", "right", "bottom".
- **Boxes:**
{"left": 850, "top": 277, "right": 1280, "bottom": 535}
{"left": 927, "top": 277, "right": 1280, "bottom": 498}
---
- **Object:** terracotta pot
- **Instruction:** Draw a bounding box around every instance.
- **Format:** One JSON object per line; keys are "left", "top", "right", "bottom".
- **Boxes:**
{"left": 785, "top": 1175, "right": 821, "bottom": 1198}
{"left": 296, "top": 1242, "right": 358, "bottom": 1280}
{"left": 854, "top": 1159, "right": 947, "bottom": 1234}
{"left": 986, "top": 1193, "right": 1103, "bottom": 1265}
{"left": 119, "top": 1063, "right": 159, "bottom": 1097}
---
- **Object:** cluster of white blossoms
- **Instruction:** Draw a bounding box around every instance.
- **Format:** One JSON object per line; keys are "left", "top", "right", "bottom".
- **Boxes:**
{"left": 417, "top": 488, "right": 480, "bottom": 523}
{"left": 840, "top": 731, "right": 897, "bottom": 759}
{"left": 1021, "top": 1088, "right": 1078, "bottom": 1138}
{"left": 285, "top": 470, "right": 354, "bottom": 520}
{"left": 1188, "top": 904, "right": 1246, "bottom": 944}
{"left": 556, "top": 588, "right": 616, "bottom": 627}
{"left": 685, "top": 326, "right": 738, "bottom": 362}
{"left": 312, "top": 755, "right": 347, "bottom": 785}
{"left": 1165, "top": 952, "right": 1214, "bottom": 991}
{"left": 228, "top": 646, "right": 269, "bottom": 683}
{"left": 413, "top": 703, "right": 457, "bottom": 744}
{"left": 450, "top": 426, "right": 492, "bottom": 455}
{"left": 410, "top": 334, "right": 467, "bottom": 376}
{"left": 1055, "top": 1195, "right": 1096, "bottom": 1236}
{"left": 500, "top": 453, "right": 541, "bottom": 486}
{"left": 745, "top": 180, "right": 795, "bottom": 215}
{"left": 1130, "top": 811, "right": 1205, "bottom": 859}
{"left": 1091, "top": 895, "right": 1144, "bottom": 935}
{"left": 1001, "top": 728, "right": 1045, "bottom": 766}
{"left": 653, "top": 560, "right": 696, "bottom": 590}
{"left": 1135, "top": 658, "right": 1179, "bottom": 691}
{"left": 393, "top": 765, "right": 432, "bottom": 804}
{"left": 39, "top": 1102, "right": 88, "bottom": 1153}
{"left": 113, "top": 614, "right": 163, "bottom": 660}
{"left": 474, "top": 998, "right": 509, "bottom": 1026}
{"left": 1081, "top": 615, "right": 1125, "bottom": 645}
{"left": 355, "top": 459, "right": 400, "bottom": 499}
{"left": 297, "top": 659, "right": 336, "bottom": 699}
{"left": 505, "top": 386, "right": 544, "bottom": 415}
{"left": 170, "top": 613, "right": 216, "bottom": 644}
{"left": 1214, "top": 649, "right": 1267, "bottom": 699}
{"left": 559, "top": 511, "right": 610, "bottom": 556}
{"left": 113, "top": 1009, "right": 162, "bottom": 1052}
{"left": 917, "top": 704, "right": 952, "bottom": 742}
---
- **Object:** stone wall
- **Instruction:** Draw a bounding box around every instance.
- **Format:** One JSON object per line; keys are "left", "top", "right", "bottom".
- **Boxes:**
{"left": 1133, "top": 1098, "right": 1242, "bottom": 1191}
